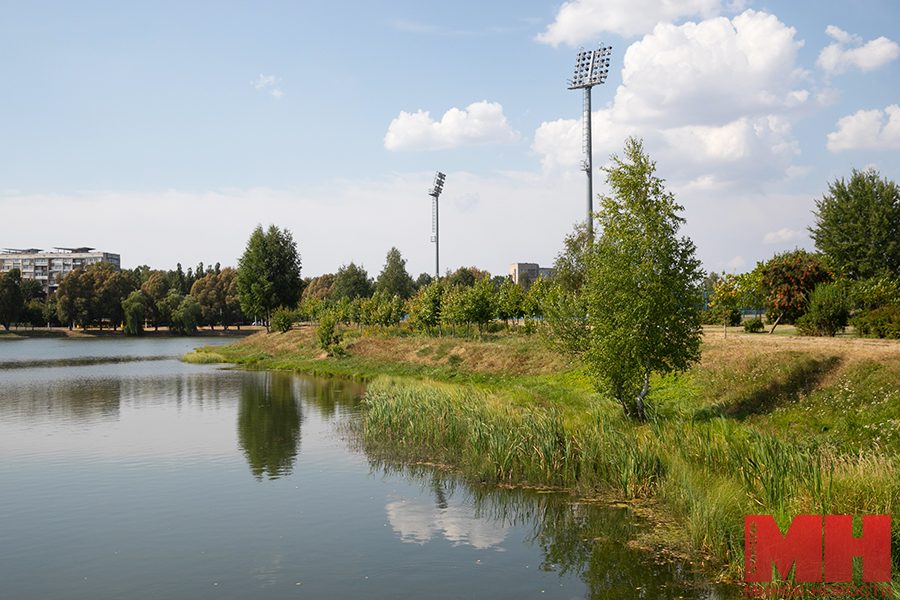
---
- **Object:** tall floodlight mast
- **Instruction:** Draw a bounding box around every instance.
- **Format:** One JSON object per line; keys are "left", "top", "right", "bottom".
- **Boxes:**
{"left": 568, "top": 44, "right": 612, "bottom": 240}
{"left": 428, "top": 171, "right": 446, "bottom": 279}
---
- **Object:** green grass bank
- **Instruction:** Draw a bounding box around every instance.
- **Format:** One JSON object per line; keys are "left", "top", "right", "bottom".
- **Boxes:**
{"left": 189, "top": 325, "right": 900, "bottom": 588}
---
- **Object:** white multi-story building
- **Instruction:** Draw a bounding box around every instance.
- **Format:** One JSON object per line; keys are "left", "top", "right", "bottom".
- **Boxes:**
{"left": 0, "top": 247, "right": 121, "bottom": 295}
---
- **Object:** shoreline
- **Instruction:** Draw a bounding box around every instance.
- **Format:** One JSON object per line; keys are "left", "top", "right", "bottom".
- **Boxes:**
{"left": 188, "top": 325, "right": 900, "bottom": 588}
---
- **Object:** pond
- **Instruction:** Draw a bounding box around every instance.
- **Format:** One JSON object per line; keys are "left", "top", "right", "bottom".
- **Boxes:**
{"left": 0, "top": 338, "right": 739, "bottom": 599}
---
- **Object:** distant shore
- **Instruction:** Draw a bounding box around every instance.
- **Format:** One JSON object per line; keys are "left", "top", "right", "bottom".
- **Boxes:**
{"left": 0, "top": 325, "right": 263, "bottom": 340}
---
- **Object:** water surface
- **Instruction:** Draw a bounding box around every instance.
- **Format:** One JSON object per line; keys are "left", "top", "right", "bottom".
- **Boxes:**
{"left": 0, "top": 339, "right": 739, "bottom": 599}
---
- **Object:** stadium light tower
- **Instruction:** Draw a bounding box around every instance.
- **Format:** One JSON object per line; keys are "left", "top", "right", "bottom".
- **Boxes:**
{"left": 428, "top": 171, "right": 446, "bottom": 279}
{"left": 568, "top": 44, "right": 612, "bottom": 240}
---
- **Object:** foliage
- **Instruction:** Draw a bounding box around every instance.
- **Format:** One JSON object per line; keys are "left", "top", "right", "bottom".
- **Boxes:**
{"left": 569, "top": 137, "right": 703, "bottom": 421}
{"left": 0, "top": 268, "right": 24, "bottom": 331}
{"left": 848, "top": 275, "right": 900, "bottom": 311}
{"left": 122, "top": 290, "right": 147, "bottom": 336}
{"left": 795, "top": 282, "right": 850, "bottom": 337}
{"left": 140, "top": 270, "right": 171, "bottom": 330}
{"left": 851, "top": 305, "right": 900, "bottom": 339}
{"left": 270, "top": 306, "right": 296, "bottom": 333}
{"left": 810, "top": 168, "right": 900, "bottom": 279}
{"left": 301, "top": 273, "right": 336, "bottom": 300}
{"left": 170, "top": 294, "right": 201, "bottom": 335}
{"left": 465, "top": 277, "right": 496, "bottom": 334}
{"left": 406, "top": 281, "right": 445, "bottom": 334}
{"left": 190, "top": 267, "right": 243, "bottom": 329}
{"left": 330, "top": 262, "right": 373, "bottom": 301}
{"left": 742, "top": 317, "right": 764, "bottom": 333}
{"left": 734, "top": 268, "right": 765, "bottom": 316}
{"left": 316, "top": 311, "right": 343, "bottom": 354}
{"left": 522, "top": 276, "right": 548, "bottom": 322}
{"left": 374, "top": 247, "right": 415, "bottom": 300}
{"left": 445, "top": 266, "right": 490, "bottom": 288}
{"left": 496, "top": 278, "right": 525, "bottom": 325}
{"left": 237, "top": 224, "right": 303, "bottom": 329}
{"left": 414, "top": 272, "right": 433, "bottom": 289}
{"left": 759, "top": 250, "right": 832, "bottom": 326}
{"left": 552, "top": 222, "right": 592, "bottom": 293}
{"left": 708, "top": 273, "right": 742, "bottom": 329}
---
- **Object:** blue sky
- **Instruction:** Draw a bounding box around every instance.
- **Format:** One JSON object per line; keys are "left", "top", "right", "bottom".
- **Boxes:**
{"left": 1, "top": 1, "right": 898, "bottom": 277}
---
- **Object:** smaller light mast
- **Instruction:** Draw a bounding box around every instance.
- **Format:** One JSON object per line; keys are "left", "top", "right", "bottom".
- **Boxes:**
{"left": 428, "top": 171, "right": 446, "bottom": 279}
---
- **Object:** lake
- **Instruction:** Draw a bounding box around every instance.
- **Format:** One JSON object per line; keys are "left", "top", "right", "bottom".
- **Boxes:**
{"left": 0, "top": 337, "right": 739, "bottom": 599}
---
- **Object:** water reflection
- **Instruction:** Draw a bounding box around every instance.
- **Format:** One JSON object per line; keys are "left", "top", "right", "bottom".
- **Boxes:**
{"left": 0, "top": 378, "right": 122, "bottom": 422}
{"left": 237, "top": 372, "right": 304, "bottom": 480}
{"left": 371, "top": 462, "right": 737, "bottom": 599}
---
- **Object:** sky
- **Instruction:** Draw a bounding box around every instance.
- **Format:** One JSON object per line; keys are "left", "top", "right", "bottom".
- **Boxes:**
{"left": 1, "top": 0, "right": 898, "bottom": 278}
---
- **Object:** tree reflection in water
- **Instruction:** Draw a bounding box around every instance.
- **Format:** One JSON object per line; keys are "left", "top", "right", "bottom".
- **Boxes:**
{"left": 369, "top": 460, "right": 738, "bottom": 600}
{"left": 238, "top": 372, "right": 303, "bottom": 480}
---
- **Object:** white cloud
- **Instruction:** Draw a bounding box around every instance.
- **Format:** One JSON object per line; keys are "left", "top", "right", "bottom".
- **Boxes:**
{"left": 762, "top": 228, "right": 804, "bottom": 244}
{"left": 532, "top": 10, "right": 806, "bottom": 186}
{"left": 536, "top": 0, "right": 722, "bottom": 44}
{"left": 384, "top": 101, "right": 520, "bottom": 151}
{"left": 252, "top": 73, "right": 284, "bottom": 98}
{"left": 826, "top": 104, "right": 900, "bottom": 152}
{"left": 817, "top": 26, "right": 900, "bottom": 74}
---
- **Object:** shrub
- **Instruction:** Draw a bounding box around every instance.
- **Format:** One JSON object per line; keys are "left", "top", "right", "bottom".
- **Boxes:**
{"left": 851, "top": 305, "right": 900, "bottom": 339}
{"left": 270, "top": 307, "right": 296, "bottom": 333}
{"left": 743, "top": 317, "right": 764, "bottom": 333}
{"left": 795, "top": 282, "right": 849, "bottom": 337}
{"left": 316, "top": 311, "right": 343, "bottom": 353}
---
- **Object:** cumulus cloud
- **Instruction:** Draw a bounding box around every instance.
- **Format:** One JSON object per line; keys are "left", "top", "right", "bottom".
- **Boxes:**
{"left": 536, "top": 0, "right": 722, "bottom": 44}
{"left": 762, "top": 228, "right": 804, "bottom": 244}
{"left": 826, "top": 105, "right": 900, "bottom": 152}
{"left": 817, "top": 26, "right": 900, "bottom": 74}
{"left": 384, "top": 101, "right": 520, "bottom": 151}
{"left": 252, "top": 73, "right": 284, "bottom": 98}
{"left": 532, "top": 10, "right": 806, "bottom": 183}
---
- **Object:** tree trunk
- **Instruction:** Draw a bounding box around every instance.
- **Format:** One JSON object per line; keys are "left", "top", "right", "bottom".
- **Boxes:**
{"left": 634, "top": 371, "right": 650, "bottom": 422}
{"left": 769, "top": 312, "right": 782, "bottom": 334}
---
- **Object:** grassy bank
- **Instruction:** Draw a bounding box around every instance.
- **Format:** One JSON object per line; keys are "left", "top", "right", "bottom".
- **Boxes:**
{"left": 195, "top": 325, "right": 899, "bottom": 587}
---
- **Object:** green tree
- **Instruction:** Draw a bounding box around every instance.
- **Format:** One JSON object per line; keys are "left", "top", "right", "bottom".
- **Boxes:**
{"left": 446, "top": 266, "right": 490, "bottom": 288}
{"left": 330, "top": 262, "right": 373, "bottom": 301}
{"left": 237, "top": 225, "right": 303, "bottom": 330}
{"left": 496, "top": 278, "right": 525, "bottom": 326}
{"left": 464, "top": 278, "right": 496, "bottom": 335}
{"left": 171, "top": 295, "right": 201, "bottom": 335}
{"left": 407, "top": 280, "right": 444, "bottom": 334}
{"left": 708, "top": 273, "right": 741, "bottom": 335}
{"left": 414, "top": 272, "right": 433, "bottom": 290}
{"left": 554, "top": 138, "right": 704, "bottom": 422}
{"left": 301, "top": 274, "right": 336, "bottom": 301}
{"left": 759, "top": 249, "right": 832, "bottom": 331}
{"left": 141, "top": 270, "right": 171, "bottom": 330}
{"left": 56, "top": 268, "right": 95, "bottom": 329}
{"left": 375, "top": 247, "right": 415, "bottom": 299}
{"left": 122, "top": 290, "right": 147, "bottom": 336}
{"left": 0, "top": 269, "right": 24, "bottom": 330}
{"left": 810, "top": 169, "right": 900, "bottom": 279}
{"left": 552, "top": 223, "right": 592, "bottom": 293}
{"left": 99, "top": 269, "right": 136, "bottom": 330}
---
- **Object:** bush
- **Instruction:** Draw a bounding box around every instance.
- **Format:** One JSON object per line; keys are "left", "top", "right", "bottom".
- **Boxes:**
{"left": 270, "top": 307, "right": 296, "bottom": 333}
{"left": 795, "top": 282, "right": 849, "bottom": 337}
{"left": 743, "top": 317, "right": 764, "bottom": 333}
{"left": 851, "top": 305, "right": 900, "bottom": 339}
{"left": 316, "top": 311, "right": 343, "bottom": 354}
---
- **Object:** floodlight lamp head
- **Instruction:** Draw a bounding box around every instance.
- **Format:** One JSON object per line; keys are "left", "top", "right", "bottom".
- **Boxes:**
{"left": 567, "top": 44, "right": 613, "bottom": 90}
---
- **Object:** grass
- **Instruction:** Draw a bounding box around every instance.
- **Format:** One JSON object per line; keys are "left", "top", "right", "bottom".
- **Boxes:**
{"left": 198, "top": 323, "right": 900, "bottom": 589}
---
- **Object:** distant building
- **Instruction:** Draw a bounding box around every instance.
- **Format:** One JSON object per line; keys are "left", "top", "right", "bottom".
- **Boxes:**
{"left": 509, "top": 262, "right": 554, "bottom": 286}
{"left": 0, "top": 247, "right": 121, "bottom": 295}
